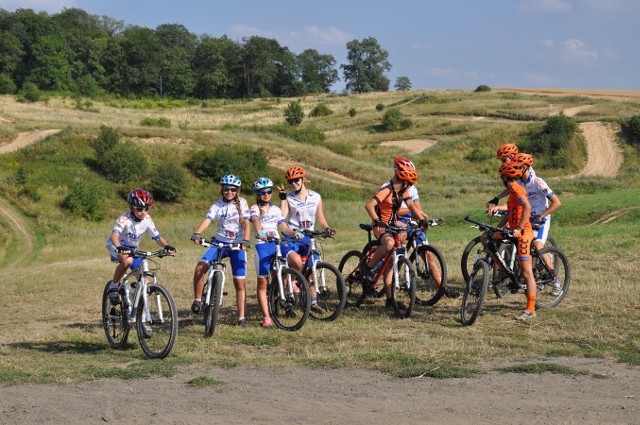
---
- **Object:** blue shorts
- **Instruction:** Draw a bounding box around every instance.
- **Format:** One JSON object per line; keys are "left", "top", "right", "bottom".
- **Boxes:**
{"left": 282, "top": 235, "right": 311, "bottom": 258}
{"left": 107, "top": 244, "right": 142, "bottom": 270}
{"left": 255, "top": 242, "right": 276, "bottom": 278}
{"left": 199, "top": 242, "right": 247, "bottom": 278}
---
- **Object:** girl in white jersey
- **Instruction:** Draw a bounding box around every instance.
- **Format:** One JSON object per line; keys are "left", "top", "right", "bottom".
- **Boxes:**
{"left": 105, "top": 189, "right": 175, "bottom": 305}
{"left": 190, "top": 174, "right": 251, "bottom": 327}
{"left": 249, "top": 177, "right": 303, "bottom": 327}
{"left": 276, "top": 166, "right": 335, "bottom": 315}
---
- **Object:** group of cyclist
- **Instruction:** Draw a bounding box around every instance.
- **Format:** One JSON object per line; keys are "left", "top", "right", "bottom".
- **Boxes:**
{"left": 105, "top": 142, "right": 560, "bottom": 327}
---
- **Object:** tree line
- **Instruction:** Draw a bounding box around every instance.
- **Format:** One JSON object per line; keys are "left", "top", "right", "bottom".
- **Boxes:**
{"left": 0, "top": 7, "right": 397, "bottom": 99}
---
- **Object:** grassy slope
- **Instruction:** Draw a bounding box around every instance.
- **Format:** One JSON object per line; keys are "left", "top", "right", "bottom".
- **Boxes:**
{"left": 0, "top": 90, "right": 639, "bottom": 384}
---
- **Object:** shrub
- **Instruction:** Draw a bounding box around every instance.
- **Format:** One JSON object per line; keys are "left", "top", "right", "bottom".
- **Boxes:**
{"left": 62, "top": 179, "right": 106, "bottom": 221}
{"left": 328, "top": 141, "right": 355, "bottom": 157}
{"left": 309, "top": 103, "right": 334, "bottom": 117}
{"left": 376, "top": 103, "right": 384, "bottom": 111}
{"left": 270, "top": 123, "right": 325, "bottom": 145}
{"left": 140, "top": 117, "right": 171, "bottom": 128}
{"left": 186, "top": 146, "right": 268, "bottom": 191}
{"left": 17, "top": 82, "right": 42, "bottom": 102}
{"left": 94, "top": 125, "right": 121, "bottom": 158}
{"left": 624, "top": 115, "right": 640, "bottom": 147}
{"left": 0, "top": 73, "right": 16, "bottom": 94}
{"left": 465, "top": 147, "right": 492, "bottom": 163}
{"left": 98, "top": 142, "right": 150, "bottom": 183}
{"left": 150, "top": 161, "right": 187, "bottom": 202}
{"left": 284, "top": 101, "right": 304, "bottom": 126}
{"left": 382, "top": 108, "right": 412, "bottom": 131}
{"left": 475, "top": 84, "right": 491, "bottom": 92}
{"left": 520, "top": 113, "right": 577, "bottom": 167}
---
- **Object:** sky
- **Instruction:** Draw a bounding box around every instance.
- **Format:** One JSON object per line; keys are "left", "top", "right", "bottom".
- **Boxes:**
{"left": 1, "top": 0, "right": 639, "bottom": 91}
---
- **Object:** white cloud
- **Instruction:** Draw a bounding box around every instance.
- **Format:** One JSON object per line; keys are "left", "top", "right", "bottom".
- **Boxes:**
{"left": 541, "top": 39, "right": 555, "bottom": 47}
{"left": 229, "top": 24, "right": 351, "bottom": 50}
{"left": 518, "top": 0, "right": 572, "bottom": 14}
{"left": 562, "top": 38, "right": 598, "bottom": 63}
{"left": 0, "top": 0, "right": 75, "bottom": 13}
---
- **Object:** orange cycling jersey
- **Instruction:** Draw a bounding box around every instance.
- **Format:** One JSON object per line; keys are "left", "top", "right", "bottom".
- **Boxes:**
{"left": 372, "top": 183, "right": 410, "bottom": 225}
{"left": 507, "top": 183, "right": 533, "bottom": 263}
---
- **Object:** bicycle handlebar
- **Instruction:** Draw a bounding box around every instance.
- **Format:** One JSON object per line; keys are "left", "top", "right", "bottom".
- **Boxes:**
{"left": 126, "top": 248, "right": 174, "bottom": 259}
{"left": 301, "top": 229, "right": 335, "bottom": 239}
{"left": 197, "top": 239, "right": 242, "bottom": 250}
{"left": 464, "top": 215, "right": 516, "bottom": 239}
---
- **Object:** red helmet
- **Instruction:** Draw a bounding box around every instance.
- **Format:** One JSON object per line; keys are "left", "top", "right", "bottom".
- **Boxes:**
{"left": 285, "top": 166, "right": 306, "bottom": 181}
{"left": 514, "top": 152, "right": 533, "bottom": 167}
{"left": 393, "top": 157, "right": 416, "bottom": 170}
{"left": 499, "top": 162, "right": 523, "bottom": 179}
{"left": 127, "top": 189, "right": 153, "bottom": 208}
{"left": 496, "top": 143, "right": 519, "bottom": 159}
{"left": 395, "top": 167, "right": 418, "bottom": 184}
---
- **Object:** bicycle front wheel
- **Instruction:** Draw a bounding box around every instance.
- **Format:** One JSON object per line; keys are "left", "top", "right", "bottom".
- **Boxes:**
{"left": 534, "top": 246, "right": 571, "bottom": 309}
{"left": 412, "top": 245, "right": 447, "bottom": 306}
{"left": 268, "top": 267, "right": 310, "bottom": 331}
{"left": 391, "top": 256, "right": 416, "bottom": 319}
{"left": 136, "top": 284, "right": 178, "bottom": 359}
{"left": 306, "top": 262, "right": 346, "bottom": 321}
{"left": 102, "top": 281, "right": 130, "bottom": 349}
{"left": 460, "top": 235, "right": 483, "bottom": 284}
{"left": 461, "top": 259, "right": 489, "bottom": 326}
{"left": 338, "top": 250, "right": 364, "bottom": 307}
{"left": 204, "top": 272, "right": 223, "bottom": 337}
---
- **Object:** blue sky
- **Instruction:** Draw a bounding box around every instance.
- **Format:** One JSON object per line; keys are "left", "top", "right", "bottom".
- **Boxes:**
{"left": 2, "top": 0, "right": 639, "bottom": 91}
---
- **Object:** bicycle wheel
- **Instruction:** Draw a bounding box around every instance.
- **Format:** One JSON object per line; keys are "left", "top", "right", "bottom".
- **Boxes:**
{"left": 492, "top": 244, "right": 513, "bottom": 299}
{"left": 412, "top": 245, "right": 447, "bottom": 306}
{"left": 268, "top": 267, "right": 310, "bottom": 331}
{"left": 204, "top": 272, "right": 223, "bottom": 337}
{"left": 338, "top": 250, "right": 364, "bottom": 306}
{"left": 534, "top": 246, "right": 571, "bottom": 309}
{"left": 461, "top": 259, "right": 489, "bottom": 326}
{"left": 136, "top": 284, "right": 178, "bottom": 359}
{"left": 362, "top": 240, "right": 385, "bottom": 298}
{"left": 102, "top": 281, "right": 130, "bottom": 349}
{"left": 391, "top": 256, "right": 416, "bottom": 319}
{"left": 306, "top": 262, "right": 346, "bottom": 321}
{"left": 460, "top": 235, "right": 483, "bottom": 284}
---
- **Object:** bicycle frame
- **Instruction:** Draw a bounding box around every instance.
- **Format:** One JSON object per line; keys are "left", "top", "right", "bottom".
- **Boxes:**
{"left": 121, "top": 253, "right": 158, "bottom": 322}
{"left": 199, "top": 240, "right": 237, "bottom": 307}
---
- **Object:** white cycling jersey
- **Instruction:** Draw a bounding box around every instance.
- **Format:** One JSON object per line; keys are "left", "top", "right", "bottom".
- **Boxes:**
{"left": 205, "top": 198, "right": 250, "bottom": 243}
{"left": 285, "top": 189, "right": 322, "bottom": 230}
{"left": 250, "top": 203, "right": 286, "bottom": 245}
{"left": 519, "top": 171, "right": 554, "bottom": 216}
{"left": 105, "top": 210, "right": 161, "bottom": 249}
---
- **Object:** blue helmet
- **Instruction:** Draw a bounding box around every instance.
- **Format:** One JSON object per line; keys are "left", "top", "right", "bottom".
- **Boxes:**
{"left": 220, "top": 174, "right": 241, "bottom": 187}
{"left": 252, "top": 177, "right": 273, "bottom": 192}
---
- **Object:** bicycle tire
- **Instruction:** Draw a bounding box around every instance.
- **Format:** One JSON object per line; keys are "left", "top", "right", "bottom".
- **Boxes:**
{"left": 102, "top": 281, "right": 130, "bottom": 349}
{"left": 391, "top": 256, "right": 416, "bottom": 319}
{"left": 268, "top": 267, "right": 310, "bottom": 331}
{"left": 534, "top": 246, "right": 571, "bottom": 309}
{"left": 411, "top": 244, "right": 447, "bottom": 306}
{"left": 306, "top": 262, "right": 346, "bottom": 321}
{"left": 136, "top": 284, "right": 178, "bottom": 359}
{"left": 204, "top": 272, "right": 223, "bottom": 337}
{"left": 338, "top": 249, "right": 364, "bottom": 306}
{"left": 461, "top": 259, "right": 489, "bottom": 326}
{"left": 492, "top": 243, "right": 514, "bottom": 299}
{"left": 362, "top": 240, "right": 385, "bottom": 298}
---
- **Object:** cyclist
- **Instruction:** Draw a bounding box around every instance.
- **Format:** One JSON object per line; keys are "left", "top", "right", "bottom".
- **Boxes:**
{"left": 105, "top": 189, "right": 176, "bottom": 305}
{"left": 388, "top": 157, "right": 459, "bottom": 299}
{"left": 276, "top": 165, "right": 336, "bottom": 315}
{"left": 362, "top": 161, "right": 423, "bottom": 308}
{"left": 488, "top": 152, "right": 562, "bottom": 295}
{"left": 190, "top": 174, "right": 251, "bottom": 327}
{"left": 249, "top": 177, "right": 303, "bottom": 328}
{"left": 495, "top": 161, "right": 537, "bottom": 321}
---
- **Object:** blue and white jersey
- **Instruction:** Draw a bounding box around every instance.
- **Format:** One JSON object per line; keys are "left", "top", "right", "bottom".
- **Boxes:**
{"left": 520, "top": 172, "right": 554, "bottom": 216}
{"left": 285, "top": 189, "right": 322, "bottom": 230}
{"left": 250, "top": 203, "right": 286, "bottom": 245}
{"left": 205, "top": 198, "right": 250, "bottom": 243}
{"left": 105, "top": 210, "right": 161, "bottom": 249}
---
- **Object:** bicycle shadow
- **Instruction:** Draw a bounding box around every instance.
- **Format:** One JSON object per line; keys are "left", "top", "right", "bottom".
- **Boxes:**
{"left": 6, "top": 339, "right": 113, "bottom": 354}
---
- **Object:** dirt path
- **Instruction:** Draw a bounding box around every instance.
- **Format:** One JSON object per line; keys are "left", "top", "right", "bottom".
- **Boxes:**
{"left": 577, "top": 122, "right": 623, "bottom": 177}
{"left": 0, "top": 129, "right": 61, "bottom": 154}
{"left": 0, "top": 198, "right": 34, "bottom": 267}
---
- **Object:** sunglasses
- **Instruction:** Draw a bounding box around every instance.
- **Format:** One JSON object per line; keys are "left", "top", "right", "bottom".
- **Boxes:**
{"left": 288, "top": 178, "right": 301, "bottom": 185}
{"left": 222, "top": 187, "right": 238, "bottom": 193}
{"left": 134, "top": 206, "right": 149, "bottom": 212}
{"left": 258, "top": 189, "right": 273, "bottom": 196}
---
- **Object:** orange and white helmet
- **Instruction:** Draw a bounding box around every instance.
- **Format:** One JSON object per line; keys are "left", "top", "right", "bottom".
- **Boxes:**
{"left": 285, "top": 166, "right": 306, "bottom": 181}
{"left": 496, "top": 143, "right": 519, "bottom": 159}
{"left": 395, "top": 167, "right": 418, "bottom": 184}
{"left": 393, "top": 157, "right": 416, "bottom": 171}
{"left": 514, "top": 152, "right": 533, "bottom": 167}
{"left": 499, "top": 162, "right": 523, "bottom": 179}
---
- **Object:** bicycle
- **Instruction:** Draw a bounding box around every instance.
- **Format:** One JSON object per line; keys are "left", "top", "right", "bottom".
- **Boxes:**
{"left": 102, "top": 248, "right": 178, "bottom": 359}
{"left": 298, "top": 229, "right": 347, "bottom": 322}
{"left": 339, "top": 219, "right": 447, "bottom": 306}
{"left": 261, "top": 235, "right": 311, "bottom": 331}
{"left": 338, "top": 222, "right": 416, "bottom": 318}
{"left": 460, "top": 215, "right": 570, "bottom": 326}
{"left": 461, "top": 210, "right": 558, "bottom": 285}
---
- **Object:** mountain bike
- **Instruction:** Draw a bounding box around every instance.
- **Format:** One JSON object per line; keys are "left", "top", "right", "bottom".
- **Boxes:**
{"left": 461, "top": 210, "right": 558, "bottom": 284}
{"left": 460, "top": 215, "right": 570, "bottom": 326}
{"left": 339, "top": 219, "right": 447, "bottom": 306}
{"left": 298, "top": 229, "right": 346, "bottom": 321}
{"left": 262, "top": 235, "right": 311, "bottom": 331}
{"left": 338, "top": 223, "right": 416, "bottom": 318}
{"left": 102, "top": 248, "right": 178, "bottom": 359}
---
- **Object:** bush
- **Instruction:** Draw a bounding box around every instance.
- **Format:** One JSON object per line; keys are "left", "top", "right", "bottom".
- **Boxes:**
{"left": 382, "top": 108, "right": 413, "bottom": 131}
{"left": 98, "top": 142, "right": 150, "bottom": 183}
{"left": 376, "top": 103, "right": 384, "bottom": 111}
{"left": 62, "top": 179, "right": 106, "bottom": 221}
{"left": 16, "top": 82, "right": 42, "bottom": 102}
{"left": 475, "top": 84, "right": 491, "bottom": 92}
{"left": 94, "top": 125, "right": 121, "bottom": 158}
{"left": 348, "top": 108, "right": 356, "bottom": 117}
{"left": 270, "top": 123, "right": 325, "bottom": 145}
{"left": 150, "top": 161, "right": 187, "bottom": 202}
{"left": 520, "top": 113, "right": 577, "bottom": 167}
{"left": 624, "top": 115, "right": 640, "bottom": 147}
{"left": 186, "top": 146, "right": 268, "bottom": 191}
{"left": 309, "top": 103, "right": 334, "bottom": 117}
{"left": 284, "top": 101, "right": 304, "bottom": 126}
{"left": 140, "top": 117, "right": 171, "bottom": 128}
{"left": 0, "top": 73, "right": 16, "bottom": 94}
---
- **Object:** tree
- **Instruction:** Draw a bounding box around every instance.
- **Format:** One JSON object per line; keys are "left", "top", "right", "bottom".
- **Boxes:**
{"left": 394, "top": 76, "right": 411, "bottom": 91}
{"left": 298, "top": 49, "right": 338, "bottom": 93}
{"left": 284, "top": 101, "right": 304, "bottom": 126}
{"left": 192, "top": 35, "right": 241, "bottom": 99}
{"left": 155, "top": 24, "right": 197, "bottom": 98}
{"left": 340, "top": 37, "right": 391, "bottom": 93}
